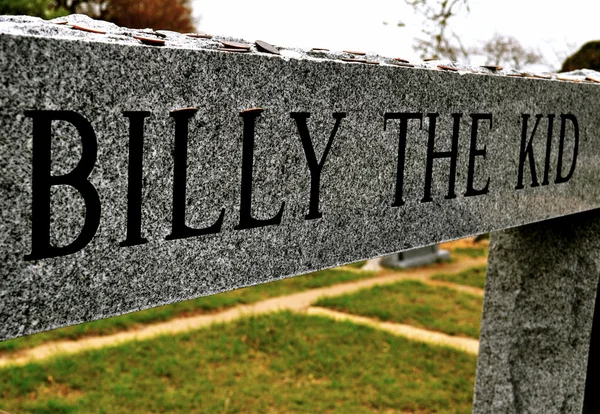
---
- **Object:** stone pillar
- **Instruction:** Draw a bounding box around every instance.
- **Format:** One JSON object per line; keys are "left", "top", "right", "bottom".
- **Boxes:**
{"left": 473, "top": 210, "right": 600, "bottom": 413}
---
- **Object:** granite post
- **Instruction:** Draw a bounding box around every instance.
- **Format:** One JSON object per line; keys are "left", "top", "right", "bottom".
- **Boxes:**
{"left": 473, "top": 209, "right": 600, "bottom": 413}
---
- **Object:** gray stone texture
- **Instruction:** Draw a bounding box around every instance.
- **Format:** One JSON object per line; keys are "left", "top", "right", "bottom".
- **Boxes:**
{"left": 2, "top": 15, "right": 600, "bottom": 339}
{"left": 474, "top": 210, "right": 600, "bottom": 413}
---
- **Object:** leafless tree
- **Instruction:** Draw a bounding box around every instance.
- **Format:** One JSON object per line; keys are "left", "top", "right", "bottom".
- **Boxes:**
{"left": 479, "top": 33, "right": 542, "bottom": 70}
{"left": 405, "top": 0, "right": 470, "bottom": 61}
{"left": 403, "top": 1, "right": 549, "bottom": 70}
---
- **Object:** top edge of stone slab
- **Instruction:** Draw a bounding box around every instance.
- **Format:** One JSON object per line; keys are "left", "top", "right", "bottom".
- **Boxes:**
{"left": 2, "top": 14, "right": 600, "bottom": 84}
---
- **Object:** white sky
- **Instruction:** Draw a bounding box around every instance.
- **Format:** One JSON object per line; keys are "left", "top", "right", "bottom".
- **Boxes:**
{"left": 192, "top": 0, "right": 600, "bottom": 71}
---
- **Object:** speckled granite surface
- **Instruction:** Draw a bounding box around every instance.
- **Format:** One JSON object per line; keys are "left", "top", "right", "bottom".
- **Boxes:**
{"left": 2, "top": 15, "right": 600, "bottom": 339}
{"left": 474, "top": 211, "right": 600, "bottom": 413}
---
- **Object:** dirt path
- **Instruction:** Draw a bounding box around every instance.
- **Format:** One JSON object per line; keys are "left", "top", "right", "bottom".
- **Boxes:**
{"left": 423, "top": 279, "right": 484, "bottom": 296}
{"left": 0, "top": 256, "right": 487, "bottom": 367}
{"left": 306, "top": 307, "right": 480, "bottom": 355}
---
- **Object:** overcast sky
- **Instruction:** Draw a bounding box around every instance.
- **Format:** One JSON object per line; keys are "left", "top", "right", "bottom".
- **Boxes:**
{"left": 192, "top": 0, "right": 599, "bottom": 71}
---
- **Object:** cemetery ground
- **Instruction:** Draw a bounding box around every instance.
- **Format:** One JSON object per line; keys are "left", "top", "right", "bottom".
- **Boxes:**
{"left": 0, "top": 239, "right": 488, "bottom": 413}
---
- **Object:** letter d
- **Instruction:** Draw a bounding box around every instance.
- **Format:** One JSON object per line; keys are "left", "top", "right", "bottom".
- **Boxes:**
{"left": 24, "top": 111, "right": 101, "bottom": 260}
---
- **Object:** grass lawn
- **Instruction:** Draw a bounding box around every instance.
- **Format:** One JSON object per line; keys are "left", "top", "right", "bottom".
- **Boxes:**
{"left": 0, "top": 268, "right": 375, "bottom": 356}
{"left": 314, "top": 280, "right": 483, "bottom": 339}
{"left": 345, "top": 260, "right": 367, "bottom": 269}
{"left": 451, "top": 247, "right": 488, "bottom": 258}
{"left": 432, "top": 266, "right": 487, "bottom": 289}
{"left": 0, "top": 312, "right": 477, "bottom": 413}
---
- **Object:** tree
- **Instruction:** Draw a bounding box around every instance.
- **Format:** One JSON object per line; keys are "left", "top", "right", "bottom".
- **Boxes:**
{"left": 561, "top": 41, "right": 600, "bottom": 72}
{"left": 404, "top": 0, "right": 470, "bottom": 61}
{"left": 402, "top": 1, "right": 546, "bottom": 70}
{"left": 0, "top": 0, "right": 196, "bottom": 32}
{"left": 478, "top": 34, "right": 542, "bottom": 70}
{"left": 101, "top": 0, "right": 195, "bottom": 32}
{"left": 0, "top": 0, "right": 68, "bottom": 19}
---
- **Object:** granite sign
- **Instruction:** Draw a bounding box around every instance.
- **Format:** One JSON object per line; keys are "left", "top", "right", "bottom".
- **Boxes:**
{"left": 0, "top": 16, "right": 600, "bottom": 338}
{"left": 3, "top": 14, "right": 600, "bottom": 414}
{"left": 0, "top": 15, "right": 599, "bottom": 340}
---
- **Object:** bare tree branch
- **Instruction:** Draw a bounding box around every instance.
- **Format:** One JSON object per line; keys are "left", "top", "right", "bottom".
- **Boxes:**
{"left": 405, "top": 0, "right": 469, "bottom": 60}
{"left": 478, "top": 33, "right": 542, "bottom": 70}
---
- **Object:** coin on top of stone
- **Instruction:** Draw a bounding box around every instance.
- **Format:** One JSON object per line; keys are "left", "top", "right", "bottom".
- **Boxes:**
{"left": 133, "top": 35, "right": 165, "bottom": 46}
{"left": 586, "top": 74, "right": 600, "bottom": 84}
{"left": 72, "top": 24, "right": 106, "bottom": 34}
{"left": 343, "top": 50, "right": 366, "bottom": 55}
{"left": 255, "top": 40, "right": 280, "bottom": 55}
{"left": 438, "top": 65, "right": 458, "bottom": 72}
{"left": 529, "top": 74, "right": 552, "bottom": 80}
{"left": 556, "top": 75, "right": 582, "bottom": 82}
{"left": 221, "top": 40, "right": 251, "bottom": 50}
{"left": 481, "top": 65, "right": 503, "bottom": 71}
{"left": 341, "top": 58, "right": 368, "bottom": 63}
{"left": 186, "top": 32, "right": 212, "bottom": 39}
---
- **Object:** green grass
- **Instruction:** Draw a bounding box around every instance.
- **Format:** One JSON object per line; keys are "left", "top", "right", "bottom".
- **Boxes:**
{"left": 432, "top": 266, "right": 487, "bottom": 289}
{"left": 0, "top": 268, "right": 375, "bottom": 356}
{"left": 314, "top": 280, "right": 483, "bottom": 339}
{"left": 345, "top": 260, "right": 367, "bottom": 269}
{"left": 451, "top": 246, "right": 488, "bottom": 258}
{"left": 0, "top": 312, "right": 477, "bottom": 413}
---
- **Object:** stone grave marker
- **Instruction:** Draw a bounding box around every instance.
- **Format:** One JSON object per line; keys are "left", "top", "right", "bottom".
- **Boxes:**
{"left": 380, "top": 244, "right": 450, "bottom": 268}
{"left": 2, "top": 14, "right": 600, "bottom": 412}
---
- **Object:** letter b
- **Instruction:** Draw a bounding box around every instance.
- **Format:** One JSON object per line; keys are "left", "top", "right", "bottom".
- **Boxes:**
{"left": 24, "top": 111, "right": 101, "bottom": 260}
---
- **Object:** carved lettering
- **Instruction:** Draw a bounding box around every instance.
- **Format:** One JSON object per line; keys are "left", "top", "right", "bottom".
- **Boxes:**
{"left": 465, "top": 113, "right": 492, "bottom": 197}
{"left": 384, "top": 112, "right": 423, "bottom": 207}
{"left": 516, "top": 114, "right": 543, "bottom": 189}
{"left": 235, "top": 108, "right": 285, "bottom": 230}
{"left": 165, "top": 108, "right": 225, "bottom": 240}
{"left": 120, "top": 111, "right": 150, "bottom": 247}
{"left": 422, "top": 113, "right": 460, "bottom": 203}
{"left": 291, "top": 112, "right": 346, "bottom": 220}
{"left": 555, "top": 114, "right": 579, "bottom": 184}
{"left": 24, "top": 110, "right": 101, "bottom": 260}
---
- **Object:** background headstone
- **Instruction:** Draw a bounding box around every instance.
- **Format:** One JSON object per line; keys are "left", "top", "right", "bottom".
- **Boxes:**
{"left": 380, "top": 244, "right": 450, "bottom": 269}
